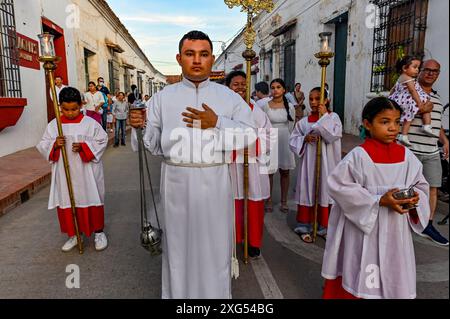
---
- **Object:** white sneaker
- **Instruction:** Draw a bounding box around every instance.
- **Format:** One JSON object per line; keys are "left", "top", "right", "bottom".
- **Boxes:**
{"left": 398, "top": 134, "right": 412, "bottom": 147}
{"left": 422, "top": 125, "right": 438, "bottom": 137}
{"left": 94, "top": 232, "right": 108, "bottom": 251}
{"left": 61, "top": 236, "right": 82, "bottom": 252}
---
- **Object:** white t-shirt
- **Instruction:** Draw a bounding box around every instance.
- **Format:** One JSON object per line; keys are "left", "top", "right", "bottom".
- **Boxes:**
{"left": 50, "top": 84, "right": 67, "bottom": 103}
{"left": 84, "top": 91, "right": 105, "bottom": 113}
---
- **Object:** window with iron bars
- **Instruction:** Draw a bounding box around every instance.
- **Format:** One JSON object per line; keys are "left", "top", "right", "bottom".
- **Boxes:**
{"left": 370, "top": 0, "right": 428, "bottom": 93}
{"left": 0, "top": 0, "right": 22, "bottom": 98}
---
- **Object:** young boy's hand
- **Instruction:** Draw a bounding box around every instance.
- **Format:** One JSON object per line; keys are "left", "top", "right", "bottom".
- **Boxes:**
{"left": 318, "top": 104, "right": 328, "bottom": 116}
{"left": 72, "top": 142, "right": 82, "bottom": 153}
{"left": 380, "top": 189, "right": 419, "bottom": 215}
{"left": 305, "top": 134, "right": 319, "bottom": 144}
{"left": 55, "top": 136, "right": 66, "bottom": 149}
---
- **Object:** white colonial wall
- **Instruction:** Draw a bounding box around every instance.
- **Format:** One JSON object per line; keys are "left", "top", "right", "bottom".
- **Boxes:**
{"left": 0, "top": 0, "right": 75, "bottom": 157}
{"left": 424, "top": 0, "right": 449, "bottom": 103}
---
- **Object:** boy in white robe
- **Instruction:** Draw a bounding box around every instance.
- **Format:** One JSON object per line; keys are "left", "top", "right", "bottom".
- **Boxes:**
{"left": 322, "top": 97, "right": 430, "bottom": 299}
{"left": 289, "top": 88, "right": 342, "bottom": 243}
{"left": 37, "top": 87, "right": 109, "bottom": 252}
{"left": 130, "top": 31, "right": 256, "bottom": 299}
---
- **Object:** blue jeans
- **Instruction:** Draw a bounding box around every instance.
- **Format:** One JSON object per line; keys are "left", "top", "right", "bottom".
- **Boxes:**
{"left": 115, "top": 119, "right": 126, "bottom": 145}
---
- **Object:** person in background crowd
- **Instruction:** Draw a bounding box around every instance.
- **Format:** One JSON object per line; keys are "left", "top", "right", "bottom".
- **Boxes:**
{"left": 83, "top": 81, "right": 104, "bottom": 125}
{"left": 260, "top": 78, "right": 296, "bottom": 213}
{"left": 410, "top": 59, "right": 449, "bottom": 246}
{"left": 286, "top": 83, "right": 307, "bottom": 123}
{"left": 128, "top": 84, "right": 142, "bottom": 106}
{"left": 255, "top": 81, "right": 272, "bottom": 109}
{"left": 50, "top": 75, "right": 67, "bottom": 103}
{"left": 112, "top": 92, "right": 129, "bottom": 147}
{"left": 97, "top": 77, "right": 112, "bottom": 130}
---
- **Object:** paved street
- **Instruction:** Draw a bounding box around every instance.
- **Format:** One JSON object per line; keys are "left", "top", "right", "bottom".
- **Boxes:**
{"left": 0, "top": 138, "right": 448, "bottom": 299}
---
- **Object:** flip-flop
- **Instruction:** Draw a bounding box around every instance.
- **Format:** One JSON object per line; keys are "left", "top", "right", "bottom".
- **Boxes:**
{"left": 299, "top": 233, "right": 313, "bottom": 244}
{"left": 318, "top": 233, "right": 327, "bottom": 241}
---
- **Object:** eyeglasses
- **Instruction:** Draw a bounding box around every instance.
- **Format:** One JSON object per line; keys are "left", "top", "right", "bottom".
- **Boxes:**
{"left": 421, "top": 68, "right": 440, "bottom": 75}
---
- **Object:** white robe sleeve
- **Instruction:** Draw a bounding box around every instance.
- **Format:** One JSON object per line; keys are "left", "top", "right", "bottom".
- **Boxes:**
{"left": 131, "top": 94, "right": 164, "bottom": 156}
{"left": 36, "top": 121, "right": 57, "bottom": 162}
{"left": 404, "top": 150, "right": 431, "bottom": 234}
{"left": 214, "top": 93, "right": 257, "bottom": 152}
{"left": 311, "top": 113, "right": 343, "bottom": 144}
{"left": 289, "top": 119, "right": 307, "bottom": 158}
{"left": 327, "top": 151, "right": 382, "bottom": 235}
{"left": 84, "top": 121, "right": 108, "bottom": 163}
{"left": 252, "top": 107, "right": 273, "bottom": 165}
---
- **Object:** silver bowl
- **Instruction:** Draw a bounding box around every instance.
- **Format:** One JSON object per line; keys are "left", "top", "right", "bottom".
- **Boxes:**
{"left": 141, "top": 223, "right": 163, "bottom": 256}
{"left": 393, "top": 187, "right": 417, "bottom": 210}
{"left": 393, "top": 187, "right": 416, "bottom": 200}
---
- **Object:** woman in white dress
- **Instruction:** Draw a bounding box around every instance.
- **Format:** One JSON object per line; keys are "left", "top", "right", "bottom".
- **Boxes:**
{"left": 261, "top": 78, "right": 296, "bottom": 212}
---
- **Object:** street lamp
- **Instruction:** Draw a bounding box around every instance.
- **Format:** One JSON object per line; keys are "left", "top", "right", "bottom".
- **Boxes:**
{"left": 224, "top": 0, "right": 274, "bottom": 265}
{"left": 312, "top": 32, "right": 334, "bottom": 243}
{"left": 38, "top": 32, "right": 83, "bottom": 254}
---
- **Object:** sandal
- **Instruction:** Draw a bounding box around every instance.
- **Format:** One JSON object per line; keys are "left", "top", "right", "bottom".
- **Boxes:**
{"left": 299, "top": 232, "right": 313, "bottom": 244}
{"left": 280, "top": 203, "right": 289, "bottom": 214}
{"left": 317, "top": 228, "right": 327, "bottom": 241}
{"left": 265, "top": 200, "right": 273, "bottom": 213}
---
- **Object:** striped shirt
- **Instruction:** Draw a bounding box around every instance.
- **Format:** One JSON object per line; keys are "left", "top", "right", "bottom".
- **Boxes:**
{"left": 408, "top": 90, "right": 443, "bottom": 156}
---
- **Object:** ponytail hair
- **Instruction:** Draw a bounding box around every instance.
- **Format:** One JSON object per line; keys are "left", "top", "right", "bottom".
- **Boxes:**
{"left": 271, "top": 78, "right": 294, "bottom": 122}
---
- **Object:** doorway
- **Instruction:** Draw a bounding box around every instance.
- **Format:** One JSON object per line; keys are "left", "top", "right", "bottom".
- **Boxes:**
{"left": 330, "top": 13, "right": 348, "bottom": 123}
{"left": 42, "top": 17, "right": 68, "bottom": 123}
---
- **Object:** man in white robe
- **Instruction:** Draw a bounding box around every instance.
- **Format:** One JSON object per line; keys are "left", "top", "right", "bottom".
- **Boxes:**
{"left": 130, "top": 31, "right": 256, "bottom": 299}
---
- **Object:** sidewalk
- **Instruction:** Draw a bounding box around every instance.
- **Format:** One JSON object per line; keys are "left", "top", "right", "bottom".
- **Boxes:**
{"left": 0, "top": 128, "right": 129, "bottom": 216}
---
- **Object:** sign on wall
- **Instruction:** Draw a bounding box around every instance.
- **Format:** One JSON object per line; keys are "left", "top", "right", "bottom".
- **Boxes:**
{"left": 16, "top": 33, "right": 40, "bottom": 70}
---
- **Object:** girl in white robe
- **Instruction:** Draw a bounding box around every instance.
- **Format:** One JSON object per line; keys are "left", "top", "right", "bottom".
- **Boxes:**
{"left": 226, "top": 71, "right": 272, "bottom": 258}
{"left": 37, "top": 87, "right": 108, "bottom": 252}
{"left": 289, "top": 88, "right": 342, "bottom": 243}
{"left": 322, "top": 97, "right": 430, "bottom": 299}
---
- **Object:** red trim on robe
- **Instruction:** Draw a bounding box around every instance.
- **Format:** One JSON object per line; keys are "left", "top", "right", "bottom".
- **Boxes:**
{"left": 361, "top": 138, "right": 405, "bottom": 164}
{"left": 78, "top": 142, "right": 95, "bottom": 163}
{"left": 61, "top": 113, "right": 84, "bottom": 124}
{"left": 57, "top": 206, "right": 104, "bottom": 237}
{"left": 235, "top": 199, "right": 265, "bottom": 248}
{"left": 49, "top": 141, "right": 61, "bottom": 162}
{"left": 308, "top": 111, "right": 331, "bottom": 123}
{"left": 323, "top": 277, "right": 360, "bottom": 299}
{"left": 361, "top": 139, "right": 418, "bottom": 222}
{"left": 297, "top": 205, "right": 330, "bottom": 228}
{"left": 409, "top": 209, "right": 420, "bottom": 224}
{"left": 308, "top": 113, "right": 320, "bottom": 123}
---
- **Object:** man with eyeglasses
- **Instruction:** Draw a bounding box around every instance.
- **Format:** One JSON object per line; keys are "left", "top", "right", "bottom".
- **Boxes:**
{"left": 407, "top": 59, "right": 449, "bottom": 246}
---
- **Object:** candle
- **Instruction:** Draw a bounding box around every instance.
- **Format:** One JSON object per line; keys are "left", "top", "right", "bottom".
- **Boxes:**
{"left": 319, "top": 32, "right": 332, "bottom": 54}
{"left": 321, "top": 40, "right": 329, "bottom": 53}
{"left": 38, "top": 33, "right": 55, "bottom": 57}
{"left": 43, "top": 37, "right": 50, "bottom": 55}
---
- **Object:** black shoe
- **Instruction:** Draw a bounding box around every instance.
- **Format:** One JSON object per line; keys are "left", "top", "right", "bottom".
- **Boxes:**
{"left": 420, "top": 224, "right": 449, "bottom": 246}
{"left": 113, "top": 144, "right": 119, "bottom": 148}
{"left": 121, "top": 143, "right": 126, "bottom": 146}
{"left": 248, "top": 246, "right": 261, "bottom": 259}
